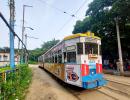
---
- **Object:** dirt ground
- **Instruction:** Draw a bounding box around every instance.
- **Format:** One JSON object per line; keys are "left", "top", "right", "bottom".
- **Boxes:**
{"left": 25, "top": 65, "right": 77, "bottom": 100}
{"left": 25, "top": 65, "right": 130, "bottom": 100}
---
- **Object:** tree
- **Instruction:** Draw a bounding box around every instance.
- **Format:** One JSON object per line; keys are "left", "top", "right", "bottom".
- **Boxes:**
{"left": 73, "top": 0, "right": 130, "bottom": 60}
{"left": 29, "top": 39, "right": 60, "bottom": 62}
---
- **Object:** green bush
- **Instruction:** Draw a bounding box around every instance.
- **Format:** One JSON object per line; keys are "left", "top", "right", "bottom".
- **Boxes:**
{"left": 0, "top": 64, "right": 32, "bottom": 100}
{"left": 28, "top": 60, "right": 38, "bottom": 64}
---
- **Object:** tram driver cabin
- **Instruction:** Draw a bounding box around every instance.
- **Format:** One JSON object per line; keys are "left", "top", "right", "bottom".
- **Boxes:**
{"left": 38, "top": 32, "right": 106, "bottom": 89}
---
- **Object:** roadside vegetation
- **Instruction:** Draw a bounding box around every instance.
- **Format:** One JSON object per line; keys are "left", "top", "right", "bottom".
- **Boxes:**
{"left": 0, "top": 64, "right": 32, "bottom": 100}
{"left": 0, "top": 66, "right": 11, "bottom": 72}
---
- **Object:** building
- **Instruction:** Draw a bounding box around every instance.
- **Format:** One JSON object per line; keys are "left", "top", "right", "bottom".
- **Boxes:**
{"left": 0, "top": 47, "right": 20, "bottom": 67}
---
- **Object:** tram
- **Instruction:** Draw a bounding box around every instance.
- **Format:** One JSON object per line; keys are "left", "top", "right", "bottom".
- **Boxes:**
{"left": 38, "top": 32, "right": 106, "bottom": 89}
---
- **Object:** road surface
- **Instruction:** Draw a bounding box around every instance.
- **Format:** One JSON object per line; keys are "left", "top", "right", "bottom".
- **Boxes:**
{"left": 25, "top": 65, "right": 130, "bottom": 100}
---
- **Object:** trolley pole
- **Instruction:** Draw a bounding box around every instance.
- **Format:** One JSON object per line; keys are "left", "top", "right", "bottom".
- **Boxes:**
{"left": 9, "top": 0, "right": 15, "bottom": 69}
{"left": 115, "top": 17, "right": 124, "bottom": 75}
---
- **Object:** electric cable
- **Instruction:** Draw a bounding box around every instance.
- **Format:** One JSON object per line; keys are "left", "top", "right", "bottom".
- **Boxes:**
{"left": 55, "top": 0, "right": 88, "bottom": 34}
{"left": 38, "top": 0, "right": 79, "bottom": 19}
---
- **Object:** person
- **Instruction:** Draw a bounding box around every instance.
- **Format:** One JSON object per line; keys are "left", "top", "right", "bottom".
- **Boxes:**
{"left": 116, "top": 59, "right": 120, "bottom": 72}
{"left": 113, "top": 59, "right": 117, "bottom": 70}
{"left": 103, "top": 59, "right": 109, "bottom": 69}
{"left": 127, "top": 59, "right": 130, "bottom": 70}
{"left": 125, "top": 59, "right": 129, "bottom": 71}
{"left": 109, "top": 61, "right": 113, "bottom": 69}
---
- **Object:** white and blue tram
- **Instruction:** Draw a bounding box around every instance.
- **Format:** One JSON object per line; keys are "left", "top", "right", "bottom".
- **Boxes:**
{"left": 38, "top": 32, "right": 107, "bottom": 89}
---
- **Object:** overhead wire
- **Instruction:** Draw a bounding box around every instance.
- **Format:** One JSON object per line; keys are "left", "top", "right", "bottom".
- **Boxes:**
{"left": 36, "top": 0, "right": 89, "bottom": 43}
{"left": 38, "top": 0, "right": 79, "bottom": 19}
{"left": 55, "top": 0, "right": 89, "bottom": 34}
{"left": 26, "top": 35, "right": 39, "bottom": 39}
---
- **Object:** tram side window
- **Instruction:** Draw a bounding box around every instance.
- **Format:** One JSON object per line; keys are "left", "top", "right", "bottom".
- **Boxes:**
{"left": 58, "top": 54, "right": 62, "bottom": 63}
{"left": 55, "top": 55, "right": 57, "bottom": 63}
{"left": 67, "top": 52, "right": 76, "bottom": 63}
{"left": 64, "top": 52, "right": 67, "bottom": 63}
{"left": 85, "top": 42, "right": 98, "bottom": 54}
{"left": 52, "top": 56, "right": 55, "bottom": 63}
{"left": 77, "top": 43, "right": 83, "bottom": 54}
{"left": 99, "top": 45, "right": 102, "bottom": 55}
{"left": 49, "top": 57, "right": 52, "bottom": 63}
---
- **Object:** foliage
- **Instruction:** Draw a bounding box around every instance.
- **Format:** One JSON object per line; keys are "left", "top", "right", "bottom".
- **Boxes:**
{"left": 29, "top": 39, "right": 60, "bottom": 62}
{"left": 73, "top": 0, "right": 130, "bottom": 59}
{"left": 0, "top": 66, "right": 11, "bottom": 73}
{"left": 0, "top": 64, "right": 32, "bottom": 100}
{"left": 28, "top": 60, "right": 38, "bottom": 64}
{"left": 73, "top": 17, "right": 92, "bottom": 34}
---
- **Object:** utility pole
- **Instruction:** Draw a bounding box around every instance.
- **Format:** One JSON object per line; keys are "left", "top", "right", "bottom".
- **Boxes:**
{"left": 21, "top": 5, "right": 32, "bottom": 64}
{"left": 21, "top": 5, "right": 25, "bottom": 64}
{"left": 24, "top": 34, "right": 28, "bottom": 64}
{"left": 9, "top": 0, "right": 15, "bottom": 68}
{"left": 24, "top": 33, "right": 38, "bottom": 64}
{"left": 115, "top": 17, "right": 124, "bottom": 75}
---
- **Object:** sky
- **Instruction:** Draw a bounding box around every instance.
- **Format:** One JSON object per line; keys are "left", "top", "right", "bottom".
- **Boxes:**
{"left": 0, "top": 0, "right": 93, "bottom": 50}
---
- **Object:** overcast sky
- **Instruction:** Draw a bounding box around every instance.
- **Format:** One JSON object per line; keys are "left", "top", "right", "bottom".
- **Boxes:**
{"left": 0, "top": 0, "right": 92, "bottom": 50}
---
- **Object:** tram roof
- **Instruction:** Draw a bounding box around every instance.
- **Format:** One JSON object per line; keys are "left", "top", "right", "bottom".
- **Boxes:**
{"left": 42, "top": 32, "right": 101, "bottom": 56}
{"left": 64, "top": 32, "right": 101, "bottom": 40}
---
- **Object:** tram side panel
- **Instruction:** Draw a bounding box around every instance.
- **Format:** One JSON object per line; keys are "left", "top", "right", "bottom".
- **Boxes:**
{"left": 64, "top": 64, "right": 82, "bottom": 87}
{"left": 44, "top": 63, "right": 65, "bottom": 81}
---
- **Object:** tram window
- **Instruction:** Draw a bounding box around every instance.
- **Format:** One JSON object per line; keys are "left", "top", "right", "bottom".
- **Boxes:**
{"left": 50, "top": 57, "right": 52, "bottom": 63}
{"left": 52, "top": 56, "right": 54, "bottom": 63}
{"left": 99, "top": 45, "right": 102, "bottom": 55}
{"left": 55, "top": 55, "right": 57, "bottom": 63}
{"left": 85, "top": 42, "right": 98, "bottom": 54}
{"left": 58, "top": 54, "right": 62, "bottom": 63}
{"left": 77, "top": 43, "right": 83, "bottom": 54}
{"left": 48, "top": 58, "right": 50, "bottom": 63}
{"left": 67, "top": 52, "right": 76, "bottom": 63}
{"left": 64, "top": 52, "right": 67, "bottom": 63}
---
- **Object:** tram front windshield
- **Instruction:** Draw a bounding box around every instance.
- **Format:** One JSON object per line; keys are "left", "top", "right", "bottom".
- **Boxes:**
{"left": 85, "top": 42, "right": 98, "bottom": 54}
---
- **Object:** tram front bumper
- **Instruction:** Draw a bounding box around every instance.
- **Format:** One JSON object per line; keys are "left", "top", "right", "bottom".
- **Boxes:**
{"left": 82, "top": 74, "right": 107, "bottom": 89}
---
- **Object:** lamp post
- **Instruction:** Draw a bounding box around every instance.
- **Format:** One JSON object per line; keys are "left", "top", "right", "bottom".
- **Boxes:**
{"left": 21, "top": 5, "right": 32, "bottom": 64}
{"left": 24, "top": 27, "right": 34, "bottom": 48}
{"left": 115, "top": 17, "right": 124, "bottom": 75}
{"left": 25, "top": 34, "right": 38, "bottom": 64}
{"left": 24, "top": 27, "right": 34, "bottom": 64}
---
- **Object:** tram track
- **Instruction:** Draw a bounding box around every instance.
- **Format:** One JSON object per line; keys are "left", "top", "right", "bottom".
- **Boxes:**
{"left": 98, "top": 86, "right": 130, "bottom": 100}
{"left": 98, "top": 77, "right": 130, "bottom": 100}
{"left": 56, "top": 78, "right": 130, "bottom": 100}
{"left": 104, "top": 85, "right": 130, "bottom": 98}
{"left": 70, "top": 87, "right": 120, "bottom": 100}
{"left": 105, "top": 78, "right": 130, "bottom": 96}
{"left": 39, "top": 67, "right": 130, "bottom": 100}
{"left": 65, "top": 83, "right": 130, "bottom": 100}
{"left": 105, "top": 78, "right": 130, "bottom": 86}
{"left": 97, "top": 88, "right": 118, "bottom": 100}
{"left": 64, "top": 85, "right": 119, "bottom": 100}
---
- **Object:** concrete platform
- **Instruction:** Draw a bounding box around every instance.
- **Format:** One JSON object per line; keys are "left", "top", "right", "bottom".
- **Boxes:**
{"left": 103, "top": 69, "right": 130, "bottom": 77}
